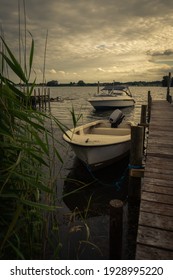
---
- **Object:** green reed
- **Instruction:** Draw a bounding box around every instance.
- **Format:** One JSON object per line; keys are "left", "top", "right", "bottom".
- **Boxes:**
{"left": 0, "top": 32, "right": 65, "bottom": 259}
{"left": 0, "top": 0, "right": 103, "bottom": 259}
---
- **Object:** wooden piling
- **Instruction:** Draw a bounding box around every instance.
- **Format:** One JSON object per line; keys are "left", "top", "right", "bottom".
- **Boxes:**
{"left": 128, "top": 125, "right": 144, "bottom": 201}
{"left": 166, "top": 72, "right": 172, "bottom": 103}
{"left": 97, "top": 81, "right": 100, "bottom": 94}
{"left": 48, "top": 88, "right": 51, "bottom": 111}
{"left": 44, "top": 88, "right": 47, "bottom": 110}
{"left": 130, "top": 126, "right": 144, "bottom": 167}
{"left": 38, "top": 88, "right": 41, "bottom": 110}
{"left": 33, "top": 89, "right": 36, "bottom": 108}
{"left": 147, "top": 90, "right": 152, "bottom": 123}
{"left": 140, "top": 104, "right": 147, "bottom": 126}
{"left": 109, "top": 199, "right": 123, "bottom": 259}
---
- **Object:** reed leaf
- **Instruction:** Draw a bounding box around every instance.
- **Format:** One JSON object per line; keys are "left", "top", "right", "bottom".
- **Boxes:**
{"left": 20, "top": 199, "right": 58, "bottom": 211}
{"left": 28, "top": 32, "right": 34, "bottom": 79}
{"left": 54, "top": 147, "right": 63, "bottom": 163}
{"left": 0, "top": 203, "right": 23, "bottom": 250}
{"left": 70, "top": 105, "right": 82, "bottom": 128}
{"left": 0, "top": 40, "right": 28, "bottom": 83}
{"left": 27, "top": 151, "right": 49, "bottom": 167}
{"left": 31, "top": 130, "right": 49, "bottom": 156}
{"left": 7, "top": 240, "right": 25, "bottom": 260}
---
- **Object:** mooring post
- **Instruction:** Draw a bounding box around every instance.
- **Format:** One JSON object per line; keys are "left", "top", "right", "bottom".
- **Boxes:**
{"left": 48, "top": 88, "right": 51, "bottom": 111}
{"left": 128, "top": 125, "right": 144, "bottom": 201}
{"left": 130, "top": 126, "right": 144, "bottom": 166}
{"left": 38, "top": 88, "right": 41, "bottom": 110}
{"left": 33, "top": 89, "right": 37, "bottom": 109}
{"left": 127, "top": 126, "right": 144, "bottom": 258}
{"left": 109, "top": 199, "right": 123, "bottom": 260}
{"left": 140, "top": 104, "right": 148, "bottom": 153}
{"left": 166, "top": 72, "right": 171, "bottom": 103}
{"left": 44, "top": 88, "right": 47, "bottom": 110}
{"left": 147, "top": 91, "right": 152, "bottom": 123}
{"left": 140, "top": 104, "right": 147, "bottom": 126}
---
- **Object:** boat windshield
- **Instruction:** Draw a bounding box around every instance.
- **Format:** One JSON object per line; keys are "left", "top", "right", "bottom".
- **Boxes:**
{"left": 101, "top": 85, "right": 132, "bottom": 97}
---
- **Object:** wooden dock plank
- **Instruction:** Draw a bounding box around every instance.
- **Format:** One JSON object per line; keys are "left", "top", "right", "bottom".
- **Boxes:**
{"left": 142, "top": 191, "right": 173, "bottom": 205}
{"left": 147, "top": 156, "right": 173, "bottom": 166}
{"left": 143, "top": 177, "right": 173, "bottom": 187}
{"left": 148, "top": 138, "right": 173, "bottom": 145}
{"left": 139, "top": 212, "right": 173, "bottom": 231}
{"left": 144, "top": 171, "right": 173, "bottom": 181}
{"left": 140, "top": 200, "right": 173, "bottom": 217}
{"left": 136, "top": 244, "right": 173, "bottom": 260}
{"left": 137, "top": 225, "right": 173, "bottom": 250}
{"left": 136, "top": 100, "right": 173, "bottom": 259}
{"left": 144, "top": 166, "right": 173, "bottom": 174}
{"left": 142, "top": 184, "right": 173, "bottom": 195}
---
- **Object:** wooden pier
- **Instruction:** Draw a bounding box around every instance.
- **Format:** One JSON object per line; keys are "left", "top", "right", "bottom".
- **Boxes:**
{"left": 31, "top": 88, "right": 51, "bottom": 111}
{"left": 136, "top": 100, "right": 173, "bottom": 259}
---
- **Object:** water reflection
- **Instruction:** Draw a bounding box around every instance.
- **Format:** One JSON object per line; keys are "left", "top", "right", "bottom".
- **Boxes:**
{"left": 59, "top": 156, "right": 130, "bottom": 260}
{"left": 63, "top": 156, "right": 129, "bottom": 217}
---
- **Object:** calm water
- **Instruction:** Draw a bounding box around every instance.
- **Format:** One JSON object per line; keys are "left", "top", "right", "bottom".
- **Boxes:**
{"left": 44, "top": 86, "right": 167, "bottom": 259}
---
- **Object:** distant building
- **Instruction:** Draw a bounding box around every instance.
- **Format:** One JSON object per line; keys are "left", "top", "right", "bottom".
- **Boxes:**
{"left": 47, "top": 80, "right": 59, "bottom": 86}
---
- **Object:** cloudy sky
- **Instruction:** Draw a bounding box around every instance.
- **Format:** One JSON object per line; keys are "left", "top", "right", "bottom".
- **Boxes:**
{"left": 1, "top": 0, "right": 173, "bottom": 83}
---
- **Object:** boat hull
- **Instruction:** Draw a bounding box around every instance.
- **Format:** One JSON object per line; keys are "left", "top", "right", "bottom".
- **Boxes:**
{"left": 88, "top": 98, "right": 135, "bottom": 110}
{"left": 63, "top": 118, "right": 131, "bottom": 170}
{"left": 68, "top": 140, "right": 130, "bottom": 169}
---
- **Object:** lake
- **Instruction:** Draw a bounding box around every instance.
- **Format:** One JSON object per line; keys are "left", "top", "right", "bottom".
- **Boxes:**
{"left": 43, "top": 86, "right": 168, "bottom": 260}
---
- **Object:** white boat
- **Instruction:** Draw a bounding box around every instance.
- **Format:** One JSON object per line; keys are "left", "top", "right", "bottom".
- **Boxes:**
{"left": 63, "top": 110, "right": 132, "bottom": 170}
{"left": 88, "top": 84, "right": 135, "bottom": 110}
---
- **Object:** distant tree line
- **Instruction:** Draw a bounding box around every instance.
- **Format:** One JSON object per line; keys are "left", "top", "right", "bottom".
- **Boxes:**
{"left": 17, "top": 76, "right": 173, "bottom": 87}
{"left": 45, "top": 79, "right": 163, "bottom": 87}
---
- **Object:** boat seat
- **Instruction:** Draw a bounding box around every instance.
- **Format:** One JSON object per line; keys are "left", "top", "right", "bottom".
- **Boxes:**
{"left": 91, "top": 127, "right": 130, "bottom": 136}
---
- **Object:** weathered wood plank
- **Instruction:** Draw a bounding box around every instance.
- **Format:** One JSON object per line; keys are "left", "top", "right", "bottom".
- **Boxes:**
{"left": 139, "top": 211, "right": 173, "bottom": 231}
{"left": 140, "top": 200, "right": 173, "bottom": 216}
{"left": 137, "top": 225, "right": 173, "bottom": 250}
{"left": 142, "top": 191, "right": 173, "bottom": 204}
{"left": 148, "top": 132, "right": 173, "bottom": 138}
{"left": 149, "top": 124, "right": 173, "bottom": 132}
{"left": 129, "top": 168, "right": 144, "bottom": 177}
{"left": 136, "top": 244, "right": 173, "bottom": 260}
{"left": 148, "top": 143, "right": 173, "bottom": 150}
{"left": 144, "top": 166, "right": 173, "bottom": 174}
{"left": 142, "top": 183, "right": 173, "bottom": 195}
{"left": 144, "top": 170, "right": 173, "bottom": 181}
{"left": 143, "top": 177, "right": 173, "bottom": 188}
{"left": 148, "top": 138, "right": 173, "bottom": 145}
{"left": 147, "top": 147, "right": 173, "bottom": 157}
{"left": 146, "top": 156, "right": 173, "bottom": 166}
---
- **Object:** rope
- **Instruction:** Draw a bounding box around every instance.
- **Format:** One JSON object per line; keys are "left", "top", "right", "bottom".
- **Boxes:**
{"left": 85, "top": 163, "right": 129, "bottom": 191}
{"left": 128, "top": 164, "right": 144, "bottom": 169}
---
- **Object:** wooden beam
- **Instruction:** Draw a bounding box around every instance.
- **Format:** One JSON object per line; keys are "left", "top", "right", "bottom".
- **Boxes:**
{"left": 129, "top": 168, "right": 144, "bottom": 177}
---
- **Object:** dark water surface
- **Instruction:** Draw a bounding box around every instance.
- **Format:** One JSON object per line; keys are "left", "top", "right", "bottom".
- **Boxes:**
{"left": 46, "top": 86, "right": 167, "bottom": 259}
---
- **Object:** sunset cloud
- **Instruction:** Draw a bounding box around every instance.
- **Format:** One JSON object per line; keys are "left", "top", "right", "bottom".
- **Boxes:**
{"left": 1, "top": 0, "right": 173, "bottom": 83}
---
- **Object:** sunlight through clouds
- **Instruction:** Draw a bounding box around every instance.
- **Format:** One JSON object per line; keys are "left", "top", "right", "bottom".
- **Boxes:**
{"left": 1, "top": 0, "right": 173, "bottom": 83}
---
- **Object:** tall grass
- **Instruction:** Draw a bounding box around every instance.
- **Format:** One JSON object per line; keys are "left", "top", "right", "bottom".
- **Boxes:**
{"left": 0, "top": 0, "right": 103, "bottom": 259}
{"left": 0, "top": 32, "right": 65, "bottom": 259}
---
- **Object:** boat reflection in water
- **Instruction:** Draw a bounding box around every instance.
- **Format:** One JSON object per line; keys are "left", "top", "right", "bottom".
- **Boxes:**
{"left": 63, "top": 155, "right": 129, "bottom": 214}
{"left": 60, "top": 155, "right": 129, "bottom": 260}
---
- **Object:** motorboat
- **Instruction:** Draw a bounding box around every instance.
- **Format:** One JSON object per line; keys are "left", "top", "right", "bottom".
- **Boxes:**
{"left": 63, "top": 109, "right": 132, "bottom": 170}
{"left": 88, "top": 84, "right": 135, "bottom": 110}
